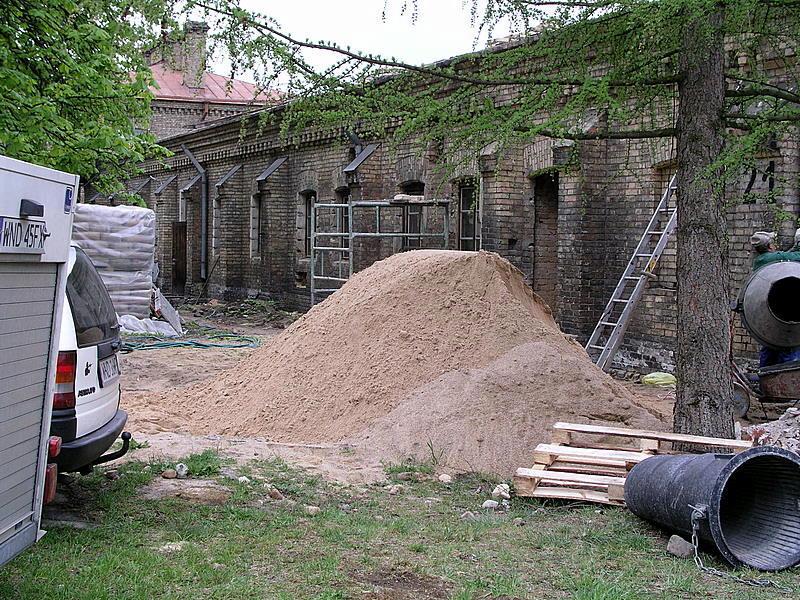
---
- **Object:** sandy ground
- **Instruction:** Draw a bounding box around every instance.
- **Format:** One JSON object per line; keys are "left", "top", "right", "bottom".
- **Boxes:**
{"left": 118, "top": 318, "right": 681, "bottom": 484}
{"left": 119, "top": 325, "right": 385, "bottom": 484}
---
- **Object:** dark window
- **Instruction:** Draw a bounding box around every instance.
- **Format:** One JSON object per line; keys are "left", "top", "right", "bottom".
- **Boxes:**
{"left": 400, "top": 180, "right": 425, "bottom": 195}
{"left": 400, "top": 181, "right": 424, "bottom": 249}
{"left": 335, "top": 188, "right": 350, "bottom": 248}
{"left": 302, "top": 191, "right": 316, "bottom": 256}
{"left": 66, "top": 247, "right": 119, "bottom": 348}
{"left": 459, "top": 184, "right": 480, "bottom": 250}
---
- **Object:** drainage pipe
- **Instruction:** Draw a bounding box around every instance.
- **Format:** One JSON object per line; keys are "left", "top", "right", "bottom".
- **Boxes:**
{"left": 181, "top": 144, "right": 208, "bottom": 280}
{"left": 738, "top": 260, "right": 800, "bottom": 349}
{"left": 624, "top": 446, "right": 800, "bottom": 571}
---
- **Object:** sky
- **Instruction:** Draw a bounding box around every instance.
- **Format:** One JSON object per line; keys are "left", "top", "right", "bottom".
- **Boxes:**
{"left": 207, "top": 0, "right": 516, "bottom": 77}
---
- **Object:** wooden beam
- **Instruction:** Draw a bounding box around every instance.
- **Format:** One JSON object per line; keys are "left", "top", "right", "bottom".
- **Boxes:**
{"left": 515, "top": 468, "right": 626, "bottom": 487}
{"left": 523, "top": 486, "right": 624, "bottom": 506}
{"left": 552, "top": 422, "right": 753, "bottom": 451}
{"left": 534, "top": 443, "right": 653, "bottom": 465}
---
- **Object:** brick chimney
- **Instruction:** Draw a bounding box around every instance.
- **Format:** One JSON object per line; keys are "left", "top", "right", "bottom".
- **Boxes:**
{"left": 182, "top": 21, "right": 209, "bottom": 89}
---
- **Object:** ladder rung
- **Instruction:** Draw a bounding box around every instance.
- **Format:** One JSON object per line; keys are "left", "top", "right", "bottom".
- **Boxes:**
{"left": 588, "top": 344, "right": 606, "bottom": 350}
{"left": 611, "top": 299, "right": 629, "bottom": 303}
{"left": 647, "top": 230, "right": 665, "bottom": 235}
{"left": 600, "top": 321, "right": 618, "bottom": 327}
{"left": 624, "top": 276, "right": 641, "bottom": 280}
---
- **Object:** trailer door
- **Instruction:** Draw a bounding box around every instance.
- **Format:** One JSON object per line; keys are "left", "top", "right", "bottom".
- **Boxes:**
{"left": 0, "top": 263, "right": 58, "bottom": 564}
{"left": 0, "top": 155, "right": 77, "bottom": 566}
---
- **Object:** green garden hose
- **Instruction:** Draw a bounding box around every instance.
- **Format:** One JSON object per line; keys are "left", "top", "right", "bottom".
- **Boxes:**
{"left": 121, "top": 328, "right": 261, "bottom": 352}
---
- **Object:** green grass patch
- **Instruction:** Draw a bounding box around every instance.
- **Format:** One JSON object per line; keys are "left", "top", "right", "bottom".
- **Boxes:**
{"left": 1, "top": 456, "right": 796, "bottom": 599}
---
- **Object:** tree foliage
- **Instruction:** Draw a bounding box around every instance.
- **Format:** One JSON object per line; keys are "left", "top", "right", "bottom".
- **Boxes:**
{"left": 0, "top": 0, "right": 169, "bottom": 196}
{"left": 192, "top": 0, "right": 799, "bottom": 184}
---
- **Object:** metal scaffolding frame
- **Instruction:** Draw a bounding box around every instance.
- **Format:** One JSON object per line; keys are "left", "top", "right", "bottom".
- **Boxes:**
{"left": 310, "top": 199, "right": 451, "bottom": 305}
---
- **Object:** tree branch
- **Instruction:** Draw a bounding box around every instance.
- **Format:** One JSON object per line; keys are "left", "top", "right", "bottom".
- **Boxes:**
{"left": 515, "top": 126, "right": 677, "bottom": 139}
{"left": 726, "top": 83, "right": 800, "bottom": 104}
{"left": 725, "top": 112, "right": 800, "bottom": 122}
{"left": 193, "top": 0, "right": 679, "bottom": 89}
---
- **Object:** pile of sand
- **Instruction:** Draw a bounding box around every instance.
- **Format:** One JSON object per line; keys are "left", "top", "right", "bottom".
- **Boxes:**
{"left": 128, "top": 250, "right": 663, "bottom": 474}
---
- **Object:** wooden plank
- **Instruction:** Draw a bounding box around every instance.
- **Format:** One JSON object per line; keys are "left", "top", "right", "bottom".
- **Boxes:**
{"left": 534, "top": 443, "right": 653, "bottom": 464}
{"left": 548, "top": 461, "right": 628, "bottom": 478}
{"left": 552, "top": 422, "right": 753, "bottom": 450}
{"left": 513, "top": 473, "right": 540, "bottom": 496}
{"left": 608, "top": 483, "right": 626, "bottom": 502}
{"left": 551, "top": 429, "right": 572, "bottom": 445}
{"left": 516, "top": 468, "right": 626, "bottom": 487}
{"left": 524, "top": 486, "right": 624, "bottom": 506}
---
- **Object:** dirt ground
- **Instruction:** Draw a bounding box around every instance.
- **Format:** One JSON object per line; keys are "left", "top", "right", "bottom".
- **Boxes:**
{"left": 118, "top": 315, "right": 683, "bottom": 484}
{"left": 119, "top": 321, "right": 385, "bottom": 484}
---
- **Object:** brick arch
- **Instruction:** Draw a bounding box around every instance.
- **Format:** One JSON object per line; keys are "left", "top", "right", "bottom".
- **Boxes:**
{"left": 396, "top": 155, "right": 425, "bottom": 188}
{"left": 329, "top": 168, "right": 348, "bottom": 195}
{"left": 296, "top": 170, "right": 318, "bottom": 195}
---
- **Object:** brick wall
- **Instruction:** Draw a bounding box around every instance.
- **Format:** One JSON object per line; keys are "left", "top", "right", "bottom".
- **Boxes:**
{"left": 134, "top": 86, "right": 799, "bottom": 373}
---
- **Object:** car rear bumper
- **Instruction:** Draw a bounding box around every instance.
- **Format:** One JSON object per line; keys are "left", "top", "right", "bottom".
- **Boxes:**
{"left": 55, "top": 409, "right": 128, "bottom": 472}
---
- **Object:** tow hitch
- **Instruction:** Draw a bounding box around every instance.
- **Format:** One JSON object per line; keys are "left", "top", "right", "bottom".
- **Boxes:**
{"left": 88, "top": 431, "right": 132, "bottom": 469}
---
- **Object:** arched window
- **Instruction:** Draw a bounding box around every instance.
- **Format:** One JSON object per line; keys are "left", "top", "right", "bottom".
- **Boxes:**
{"left": 458, "top": 179, "right": 481, "bottom": 251}
{"left": 300, "top": 189, "right": 316, "bottom": 256}
{"left": 399, "top": 181, "right": 424, "bottom": 249}
{"left": 250, "top": 192, "right": 263, "bottom": 259}
{"left": 335, "top": 187, "right": 350, "bottom": 249}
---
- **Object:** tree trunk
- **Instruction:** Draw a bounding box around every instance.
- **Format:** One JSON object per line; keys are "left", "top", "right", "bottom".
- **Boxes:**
{"left": 673, "top": 5, "right": 735, "bottom": 443}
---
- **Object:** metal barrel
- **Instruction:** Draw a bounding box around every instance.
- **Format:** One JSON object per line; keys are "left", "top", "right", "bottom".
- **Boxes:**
{"left": 624, "top": 446, "right": 800, "bottom": 571}
{"left": 740, "top": 261, "right": 800, "bottom": 349}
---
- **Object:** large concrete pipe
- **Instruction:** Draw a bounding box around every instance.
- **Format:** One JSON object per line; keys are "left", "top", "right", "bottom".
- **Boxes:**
{"left": 739, "top": 260, "right": 800, "bottom": 349}
{"left": 624, "top": 446, "right": 800, "bottom": 571}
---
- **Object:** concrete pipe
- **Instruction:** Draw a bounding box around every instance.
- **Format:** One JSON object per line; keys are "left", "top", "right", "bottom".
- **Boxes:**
{"left": 739, "top": 261, "right": 800, "bottom": 349}
{"left": 625, "top": 446, "right": 800, "bottom": 571}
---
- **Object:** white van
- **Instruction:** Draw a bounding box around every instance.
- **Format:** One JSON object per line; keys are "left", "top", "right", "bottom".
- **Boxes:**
{"left": 51, "top": 244, "right": 130, "bottom": 473}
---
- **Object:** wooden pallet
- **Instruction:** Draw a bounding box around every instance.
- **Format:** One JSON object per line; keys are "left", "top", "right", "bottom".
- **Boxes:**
{"left": 514, "top": 422, "right": 753, "bottom": 506}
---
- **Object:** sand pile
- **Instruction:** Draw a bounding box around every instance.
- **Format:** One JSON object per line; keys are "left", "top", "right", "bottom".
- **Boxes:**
{"left": 128, "top": 250, "right": 664, "bottom": 474}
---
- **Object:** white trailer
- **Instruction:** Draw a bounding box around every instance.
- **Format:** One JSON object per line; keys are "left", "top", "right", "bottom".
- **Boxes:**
{"left": 0, "top": 155, "right": 78, "bottom": 566}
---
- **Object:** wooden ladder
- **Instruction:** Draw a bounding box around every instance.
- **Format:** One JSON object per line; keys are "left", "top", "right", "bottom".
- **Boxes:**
{"left": 585, "top": 175, "right": 678, "bottom": 371}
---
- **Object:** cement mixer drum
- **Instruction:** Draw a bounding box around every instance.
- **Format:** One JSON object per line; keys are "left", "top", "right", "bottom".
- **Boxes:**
{"left": 739, "top": 261, "right": 800, "bottom": 349}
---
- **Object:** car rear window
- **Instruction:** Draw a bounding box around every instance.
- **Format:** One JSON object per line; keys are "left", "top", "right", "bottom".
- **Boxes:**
{"left": 66, "top": 247, "right": 119, "bottom": 348}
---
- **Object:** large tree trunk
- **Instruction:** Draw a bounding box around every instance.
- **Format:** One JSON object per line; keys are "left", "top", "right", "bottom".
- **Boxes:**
{"left": 673, "top": 5, "right": 735, "bottom": 443}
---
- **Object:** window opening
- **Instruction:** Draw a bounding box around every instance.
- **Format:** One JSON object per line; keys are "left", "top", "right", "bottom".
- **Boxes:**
{"left": 458, "top": 182, "right": 480, "bottom": 250}
{"left": 400, "top": 181, "right": 424, "bottom": 249}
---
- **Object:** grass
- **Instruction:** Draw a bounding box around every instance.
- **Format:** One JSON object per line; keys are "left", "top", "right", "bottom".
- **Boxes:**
{"left": 1, "top": 454, "right": 797, "bottom": 599}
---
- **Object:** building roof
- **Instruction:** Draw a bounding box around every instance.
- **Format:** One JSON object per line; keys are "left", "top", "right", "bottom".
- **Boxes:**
{"left": 149, "top": 61, "right": 276, "bottom": 105}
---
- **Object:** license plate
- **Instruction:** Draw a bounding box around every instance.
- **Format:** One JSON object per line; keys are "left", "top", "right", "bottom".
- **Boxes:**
{"left": 0, "top": 215, "right": 49, "bottom": 254}
{"left": 99, "top": 355, "right": 120, "bottom": 387}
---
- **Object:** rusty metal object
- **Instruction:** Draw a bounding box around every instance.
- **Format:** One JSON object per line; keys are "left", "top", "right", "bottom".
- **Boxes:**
{"left": 758, "top": 359, "right": 800, "bottom": 401}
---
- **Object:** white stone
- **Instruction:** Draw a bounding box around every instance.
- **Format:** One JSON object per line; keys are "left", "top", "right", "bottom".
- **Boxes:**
{"left": 481, "top": 500, "right": 499, "bottom": 510}
{"left": 438, "top": 474, "right": 453, "bottom": 484}
{"left": 491, "top": 484, "right": 511, "bottom": 499}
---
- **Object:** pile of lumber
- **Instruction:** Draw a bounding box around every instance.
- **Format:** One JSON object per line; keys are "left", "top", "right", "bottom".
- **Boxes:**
{"left": 514, "top": 422, "right": 753, "bottom": 506}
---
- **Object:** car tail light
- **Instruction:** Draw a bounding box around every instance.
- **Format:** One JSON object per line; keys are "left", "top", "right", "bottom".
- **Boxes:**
{"left": 43, "top": 464, "right": 58, "bottom": 505}
{"left": 48, "top": 436, "right": 62, "bottom": 458}
{"left": 53, "top": 351, "right": 76, "bottom": 409}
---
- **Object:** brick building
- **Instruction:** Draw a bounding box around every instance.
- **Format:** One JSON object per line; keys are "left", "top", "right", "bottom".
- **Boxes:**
{"left": 125, "top": 42, "right": 799, "bottom": 373}
{"left": 144, "top": 21, "right": 274, "bottom": 140}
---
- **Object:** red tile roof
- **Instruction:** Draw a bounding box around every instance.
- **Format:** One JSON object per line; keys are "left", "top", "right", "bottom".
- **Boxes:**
{"left": 149, "top": 61, "right": 276, "bottom": 104}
